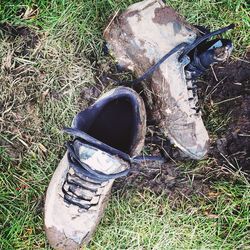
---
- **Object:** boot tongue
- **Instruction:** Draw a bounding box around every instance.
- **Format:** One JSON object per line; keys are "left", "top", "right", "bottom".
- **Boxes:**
{"left": 73, "top": 140, "right": 130, "bottom": 175}
{"left": 199, "top": 39, "right": 233, "bottom": 67}
{"left": 186, "top": 39, "right": 233, "bottom": 79}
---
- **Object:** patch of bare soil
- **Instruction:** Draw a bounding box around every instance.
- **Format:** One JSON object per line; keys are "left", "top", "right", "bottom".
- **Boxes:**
{"left": 203, "top": 52, "right": 250, "bottom": 173}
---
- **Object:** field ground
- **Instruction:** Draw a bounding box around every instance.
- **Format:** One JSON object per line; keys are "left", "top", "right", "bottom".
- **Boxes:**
{"left": 0, "top": 0, "right": 249, "bottom": 249}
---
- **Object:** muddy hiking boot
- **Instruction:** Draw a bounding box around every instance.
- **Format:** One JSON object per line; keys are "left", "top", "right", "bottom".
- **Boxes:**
{"left": 44, "top": 87, "right": 148, "bottom": 249}
{"left": 104, "top": 0, "right": 233, "bottom": 159}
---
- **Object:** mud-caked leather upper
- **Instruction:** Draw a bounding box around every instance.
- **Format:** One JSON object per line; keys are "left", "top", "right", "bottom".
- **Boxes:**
{"left": 104, "top": 0, "right": 210, "bottom": 159}
{"left": 44, "top": 87, "right": 146, "bottom": 250}
{"left": 45, "top": 144, "right": 130, "bottom": 249}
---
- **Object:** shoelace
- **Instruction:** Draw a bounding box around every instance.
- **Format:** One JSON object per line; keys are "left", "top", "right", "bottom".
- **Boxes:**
{"left": 119, "top": 24, "right": 234, "bottom": 87}
{"left": 62, "top": 127, "right": 166, "bottom": 209}
{"left": 185, "top": 72, "right": 200, "bottom": 115}
{"left": 117, "top": 24, "right": 234, "bottom": 116}
{"left": 104, "top": 25, "right": 234, "bottom": 115}
{"left": 184, "top": 48, "right": 205, "bottom": 115}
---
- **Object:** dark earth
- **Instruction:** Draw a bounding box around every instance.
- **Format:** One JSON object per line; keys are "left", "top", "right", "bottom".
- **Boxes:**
{"left": 0, "top": 23, "right": 40, "bottom": 57}
{"left": 204, "top": 56, "right": 250, "bottom": 172}
{"left": 1, "top": 24, "right": 249, "bottom": 201}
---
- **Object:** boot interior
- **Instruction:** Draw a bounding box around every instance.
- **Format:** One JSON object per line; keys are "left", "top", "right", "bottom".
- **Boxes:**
{"left": 87, "top": 97, "right": 136, "bottom": 154}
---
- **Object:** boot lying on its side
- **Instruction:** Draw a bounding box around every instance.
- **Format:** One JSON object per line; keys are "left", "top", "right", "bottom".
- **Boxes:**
{"left": 104, "top": 0, "right": 233, "bottom": 159}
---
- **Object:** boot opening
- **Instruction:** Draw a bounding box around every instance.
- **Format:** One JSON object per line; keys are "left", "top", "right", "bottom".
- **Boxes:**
{"left": 87, "top": 98, "right": 136, "bottom": 153}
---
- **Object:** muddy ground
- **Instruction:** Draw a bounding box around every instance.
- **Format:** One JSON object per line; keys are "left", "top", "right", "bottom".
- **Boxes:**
{"left": 0, "top": 24, "right": 249, "bottom": 201}
{"left": 204, "top": 56, "right": 250, "bottom": 171}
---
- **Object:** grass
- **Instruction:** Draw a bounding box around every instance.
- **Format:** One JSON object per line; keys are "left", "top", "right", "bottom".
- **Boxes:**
{"left": 0, "top": 0, "right": 249, "bottom": 55}
{"left": 91, "top": 186, "right": 250, "bottom": 249}
{"left": 0, "top": 0, "right": 249, "bottom": 249}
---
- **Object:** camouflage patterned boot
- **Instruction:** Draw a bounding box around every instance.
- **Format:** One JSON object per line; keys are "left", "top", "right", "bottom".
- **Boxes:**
{"left": 104, "top": 0, "right": 233, "bottom": 159}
